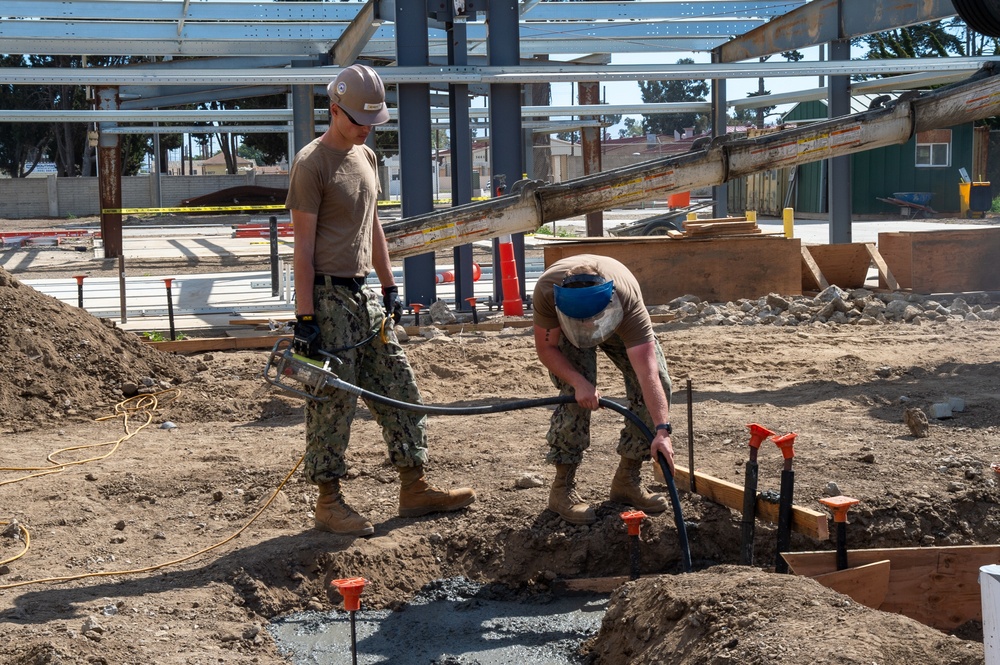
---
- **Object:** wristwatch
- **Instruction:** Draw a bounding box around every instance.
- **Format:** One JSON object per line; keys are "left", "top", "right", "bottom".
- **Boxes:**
{"left": 655, "top": 423, "right": 672, "bottom": 435}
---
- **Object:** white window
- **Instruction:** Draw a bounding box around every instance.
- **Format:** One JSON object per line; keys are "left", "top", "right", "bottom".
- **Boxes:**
{"left": 915, "top": 130, "right": 951, "bottom": 167}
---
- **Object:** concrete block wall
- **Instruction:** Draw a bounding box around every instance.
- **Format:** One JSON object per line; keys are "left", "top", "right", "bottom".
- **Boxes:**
{"left": 0, "top": 173, "right": 290, "bottom": 219}
{"left": 0, "top": 178, "right": 49, "bottom": 219}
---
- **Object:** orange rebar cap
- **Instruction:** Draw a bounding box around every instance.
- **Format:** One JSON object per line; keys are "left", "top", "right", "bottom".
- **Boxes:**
{"left": 746, "top": 423, "right": 775, "bottom": 449}
{"left": 819, "top": 495, "right": 859, "bottom": 523}
{"left": 410, "top": 303, "right": 424, "bottom": 313}
{"left": 771, "top": 432, "right": 797, "bottom": 459}
{"left": 620, "top": 510, "right": 647, "bottom": 536}
{"left": 73, "top": 274, "right": 87, "bottom": 284}
{"left": 330, "top": 577, "right": 368, "bottom": 611}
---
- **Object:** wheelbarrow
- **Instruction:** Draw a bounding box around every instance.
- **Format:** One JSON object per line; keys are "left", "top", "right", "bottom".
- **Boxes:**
{"left": 876, "top": 191, "right": 937, "bottom": 218}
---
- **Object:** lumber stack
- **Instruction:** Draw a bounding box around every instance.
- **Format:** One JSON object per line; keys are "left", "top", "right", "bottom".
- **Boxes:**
{"left": 678, "top": 216, "right": 762, "bottom": 239}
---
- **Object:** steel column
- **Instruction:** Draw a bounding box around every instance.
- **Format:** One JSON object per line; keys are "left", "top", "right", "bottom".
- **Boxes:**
{"left": 290, "top": 59, "right": 316, "bottom": 157}
{"left": 396, "top": 0, "right": 436, "bottom": 306}
{"left": 96, "top": 86, "right": 123, "bottom": 259}
{"left": 579, "top": 81, "right": 604, "bottom": 237}
{"left": 828, "top": 38, "right": 852, "bottom": 244}
{"left": 448, "top": 17, "right": 476, "bottom": 310}
{"left": 711, "top": 49, "right": 728, "bottom": 219}
{"left": 487, "top": 0, "right": 526, "bottom": 305}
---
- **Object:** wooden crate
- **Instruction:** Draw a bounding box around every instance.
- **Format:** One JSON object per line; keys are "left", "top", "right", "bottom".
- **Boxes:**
{"left": 878, "top": 227, "right": 1000, "bottom": 292}
{"left": 541, "top": 236, "right": 802, "bottom": 305}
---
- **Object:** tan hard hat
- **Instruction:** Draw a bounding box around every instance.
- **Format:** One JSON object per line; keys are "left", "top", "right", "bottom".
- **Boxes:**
{"left": 327, "top": 64, "right": 390, "bottom": 126}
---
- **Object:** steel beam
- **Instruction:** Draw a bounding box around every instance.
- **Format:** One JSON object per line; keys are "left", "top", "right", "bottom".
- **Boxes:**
{"left": 1, "top": 59, "right": 991, "bottom": 87}
{"left": 719, "top": 0, "right": 958, "bottom": 62}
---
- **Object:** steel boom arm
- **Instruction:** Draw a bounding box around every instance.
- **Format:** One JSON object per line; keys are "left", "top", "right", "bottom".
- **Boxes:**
{"left": 384, "top": 63, "right": 1000, "bottom": 259}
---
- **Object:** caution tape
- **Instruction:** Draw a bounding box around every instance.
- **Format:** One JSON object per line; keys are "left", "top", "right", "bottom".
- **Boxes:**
{"left": 101, "top": 204, "right": 288, "bottom": 214}
{"left": 101, "top": 200, "right": 404, "bottom": 215}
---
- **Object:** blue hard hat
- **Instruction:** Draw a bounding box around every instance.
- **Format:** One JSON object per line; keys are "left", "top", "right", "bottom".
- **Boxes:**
{"left": 553, "top": 275, "right": 615, "bottom": 320}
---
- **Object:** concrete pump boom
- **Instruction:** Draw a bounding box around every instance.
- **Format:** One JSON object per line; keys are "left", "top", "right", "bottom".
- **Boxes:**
{"left": 383, "top": 62, "right": 1000, "bottom": 259}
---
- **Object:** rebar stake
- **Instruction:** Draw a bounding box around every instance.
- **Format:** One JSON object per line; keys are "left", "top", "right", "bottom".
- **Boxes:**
{"left": 73, "top": 274, "right": 87, "bottom": 309}
{"left": 819, "top": 495, "right": 860, "bottom": 571}
{"left": 741, "top": 423, "right": 775, "bottom": 566}
{"left": 162, "top": 278, "right": 176, "bottom": 341}
{"left": 465, "top": 296, "right": 479, "bottom": 324}
{"left": 621, "top": 510, "right": 647, "bottom": 580}
{"left": 410, "top": 302, "right": 424, "bottom": 326}
{"left": 771, "top": 432, "right": 797, "bottom": 573}
{"left": 331, "top": 577, "right": 368, "bottom": 665}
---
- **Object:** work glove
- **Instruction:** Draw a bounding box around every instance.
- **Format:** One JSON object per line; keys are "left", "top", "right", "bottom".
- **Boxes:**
{"left": 382, "top": 285, "right": 403, "bottom": 324}
{"left": 292, "top": 314, "right": 321, "bottom": 358}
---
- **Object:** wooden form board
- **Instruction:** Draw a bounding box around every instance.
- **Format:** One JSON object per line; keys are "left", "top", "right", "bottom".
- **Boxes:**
{"left": 782, "top": 544, "right": 1000, "bottom": 631}
{"left": 542, "top": 236, "right": 802, "bottom": 305}
{"left": 811, "top": 560, "right": 890, "bottom": 609}
{"left": 668, "top": 465, "right": 829, "bottom": 541}
{"left": 801, "top": 243, "right": 873, "bottom": 290}
{"left": 878, "top": 227, "right": 1000, "bottom": 292}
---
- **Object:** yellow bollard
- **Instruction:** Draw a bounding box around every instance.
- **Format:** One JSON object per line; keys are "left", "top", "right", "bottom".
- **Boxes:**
{"left": 783, "top": 207, "right": 794, "bottom": 238}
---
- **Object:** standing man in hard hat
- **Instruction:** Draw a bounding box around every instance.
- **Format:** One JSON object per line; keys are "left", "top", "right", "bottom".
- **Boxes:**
{"left": 286, "top": 64, "right": 476, "bottom": 537}
{"left": 532, "top": 254, "right": 674, "bottom": 525}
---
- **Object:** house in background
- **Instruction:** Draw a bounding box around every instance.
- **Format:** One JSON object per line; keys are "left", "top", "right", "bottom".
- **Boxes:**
{"left": 728, "top": 95, "right": 989, "bottom": 217}
{"left": 187, "top": 152, "right": 257, "bottom": 176}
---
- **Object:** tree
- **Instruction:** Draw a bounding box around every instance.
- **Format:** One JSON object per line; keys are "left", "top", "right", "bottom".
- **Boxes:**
{"left": 857, "top": 19, "right": 965, "bottom": 60}
{"left": 618, "top": 117, "right": 644, "bottom": 139}
{"left": 637, "top": 58, "right": 709, "bottom": 137}
{"left": 0, "top": 56, "right": 51, "bottom": 177}
{"left": 855, "top": 18, "right": 999, "bottom": 130}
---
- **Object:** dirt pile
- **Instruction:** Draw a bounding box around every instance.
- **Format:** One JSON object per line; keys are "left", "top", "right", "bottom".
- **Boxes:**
{"left": 588, "top": 566, "right": 983, "bottom": 664}
{"left": 0, "top": 267, "right": 193, "bottom": 431}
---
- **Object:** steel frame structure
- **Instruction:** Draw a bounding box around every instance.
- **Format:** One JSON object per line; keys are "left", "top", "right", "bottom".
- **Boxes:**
{"left": 0, "top": 0, "right": 978, "bottom": 299}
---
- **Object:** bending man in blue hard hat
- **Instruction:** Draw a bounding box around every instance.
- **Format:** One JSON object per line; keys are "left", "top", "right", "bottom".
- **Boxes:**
{"left": 532, "top": 254, "right": 674, "bottom": 525}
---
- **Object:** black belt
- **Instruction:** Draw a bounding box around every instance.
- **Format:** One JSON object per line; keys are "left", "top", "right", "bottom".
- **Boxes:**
{"left": 314, "top": 274, "right": 368, "bottom": 291}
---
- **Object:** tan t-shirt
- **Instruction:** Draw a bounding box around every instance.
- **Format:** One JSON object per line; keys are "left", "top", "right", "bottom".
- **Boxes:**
{"left": 285, "top": 140, "right": 381, "bottom": 278}
{"left": 532, "top": 254, "right": 654, "bottom": 348}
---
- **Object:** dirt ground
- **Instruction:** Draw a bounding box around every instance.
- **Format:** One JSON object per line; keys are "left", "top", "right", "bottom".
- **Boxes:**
{"left": 1, "top": 215, "right": 998, "bottom": 664}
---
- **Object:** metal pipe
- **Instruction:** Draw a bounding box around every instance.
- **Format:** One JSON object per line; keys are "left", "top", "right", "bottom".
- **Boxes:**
{"left": 269, "top": 216, "right": 279, "bottom": 298}
{"left": 686, "top": 378, "right": 695, "bottom": 494}
{"left": 383, "top": 64, "right": 1000, "bottom": 259}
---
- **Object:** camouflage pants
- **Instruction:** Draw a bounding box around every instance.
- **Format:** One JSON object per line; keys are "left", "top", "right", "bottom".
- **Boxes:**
{"left": 545, "top": 334, "right": 672, "bottom": 465}
{"left": 304, "top": 284, "right": 428, "bottom": 484}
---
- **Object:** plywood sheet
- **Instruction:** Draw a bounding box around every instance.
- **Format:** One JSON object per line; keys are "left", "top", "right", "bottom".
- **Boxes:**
{"left": 878, "top": 228, "right": 1000, "bottom": 293}
{"left": 542, "top": 237, "right": 802, "bottom": 305}
{"left": 877, "top": 233, "right": 912, "bottom": 290}
{"left": 782, "top": 544, "right": 1000, "bottom": 631}
{"left": 811, "top": 560, "right": 890, "bottom": 609}
{"left": 803, "top": 243, "right": 871, "bottom": 289}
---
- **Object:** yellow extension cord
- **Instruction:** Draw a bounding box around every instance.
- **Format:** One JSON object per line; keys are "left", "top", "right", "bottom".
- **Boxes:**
{"left": 0, "top": 389, "right": 303, "bottom": 589}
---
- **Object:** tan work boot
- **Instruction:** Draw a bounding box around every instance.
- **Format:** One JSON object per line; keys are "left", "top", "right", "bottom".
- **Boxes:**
{"left": 610, "top": 456, "right": 668, "bottom": 513}
{"left": 548, "top": 464, "right": 597, "bottom": 525}
{"left": 398, "top": 465, "right": 476, "bottom": 518}
{"left": 314, "top": 480, "right": 374, "bottom": 537}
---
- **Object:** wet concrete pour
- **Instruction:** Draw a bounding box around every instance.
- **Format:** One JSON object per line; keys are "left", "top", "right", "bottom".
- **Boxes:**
{"left": 268, "top": 578, "right": 608, "bottom": 664}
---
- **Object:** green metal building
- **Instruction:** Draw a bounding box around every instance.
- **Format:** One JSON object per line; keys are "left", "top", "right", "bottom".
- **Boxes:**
{"left": 779, "top": 96, "right": 978, "bottom": 215}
